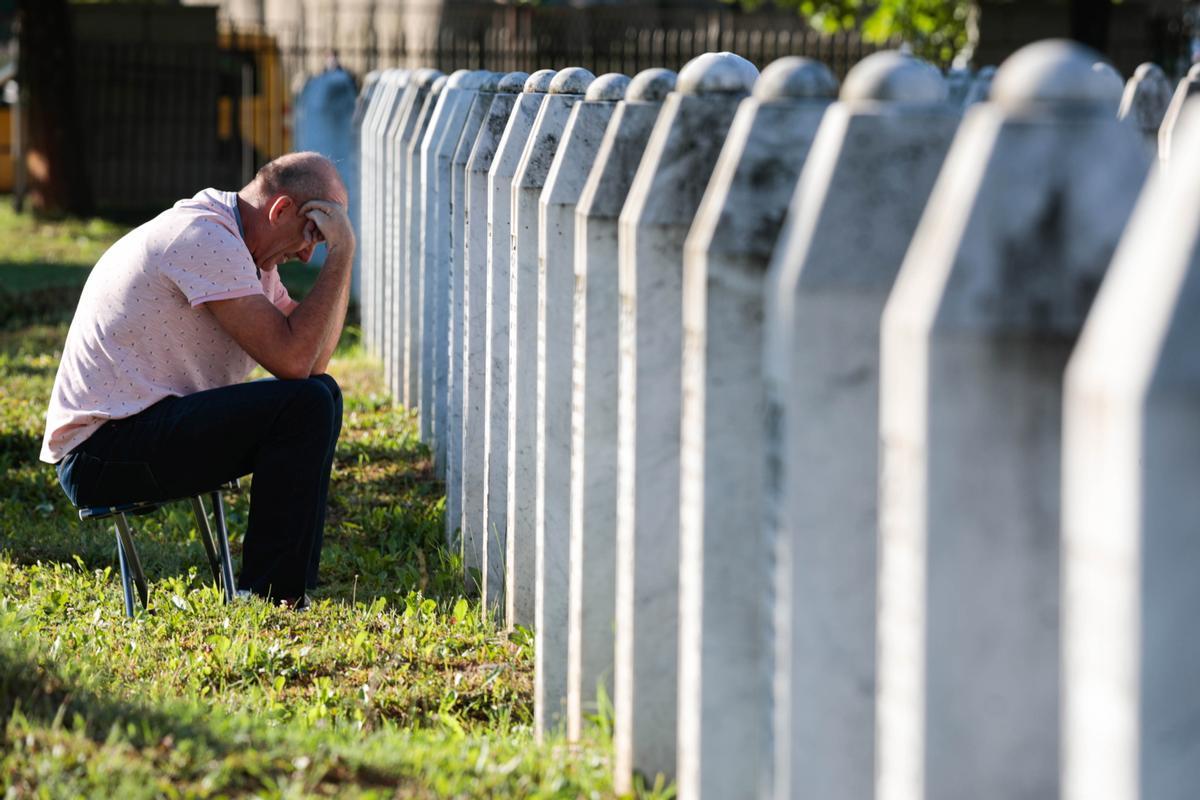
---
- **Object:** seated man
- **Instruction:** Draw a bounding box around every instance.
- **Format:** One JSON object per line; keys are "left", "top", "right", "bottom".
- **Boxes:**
{"left": 40, "top": 151, "right": 355, "bottom": 608}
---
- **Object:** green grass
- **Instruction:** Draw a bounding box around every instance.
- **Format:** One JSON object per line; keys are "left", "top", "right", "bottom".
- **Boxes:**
{"left": 0, "top": 208, "right": 670, "bottom": 798}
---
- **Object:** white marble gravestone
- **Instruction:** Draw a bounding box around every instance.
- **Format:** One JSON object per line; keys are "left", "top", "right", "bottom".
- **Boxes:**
{"left": 532, "top": 71, "right": 626, "bottom": 740}
{"left": 373, "top": 70, "right": 414, "bottom": 362}
{"left": 1117, "top": 62, "right": 1171, "bottom": 160}
{"left": 567, "top": 67, "right": 675, "bottom": 742}
{"left": 615, "top": 51, "right": 758, "bottom": 794}
{"left": 404, "top": 77, "right": 449, "bottom": 409}
{"left": 1062, "top": 101, "right": 1200, "bottom": 800}
{"left": 295, "top": 67, "right": 357, "bottom": 267}
{"left": 875, "top": 40, "right": 1149, "bottom": 800}
{"left": 461, "top": 71, "right": 528, "bottom": 600}
{"left": 1158, "top": 62, "right": 1200, "bottom": 162}
{"left": 386, "top": 70, "right": 442, "bottom": 403}
{"left": 348, "top": 70, "right": 380, "bottom": 302}
{"left": 762, "top": 51, "right": 957, "bottom": 800}
{"left": 420, "top": 70, "right": 491, "bottom": 463}
{"left": 487, "top": 69, "right": 556, "bottom": 624}
{"left": 445, "top": 72, "right": 500, "bottom": 547}
{"left": 509, "top": 67, "right": 595, "bottom": 638}
{"left": 676, "top": 55, "right": 839, "bottom": 800}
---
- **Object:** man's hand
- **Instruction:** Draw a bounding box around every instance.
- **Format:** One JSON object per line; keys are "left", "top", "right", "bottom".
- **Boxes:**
{"left": 301, "top": 200, "right": 355, "bottom": 256}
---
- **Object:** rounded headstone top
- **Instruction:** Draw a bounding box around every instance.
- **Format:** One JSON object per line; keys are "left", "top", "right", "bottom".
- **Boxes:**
{"left": 549, "top": 67, "right": 597, "bottom": 95}
{"left": 445, "top": 68, "right": 474, "bottom": 88}
{"left": 753, "top": 56, "right": 837, "bottom": 101}
{"left": 1133, "top": 62, "right": 1166, "bottom": 83}
{"left": 414, "top": 67, "right": 444, "bottom": 88}
{"left": 524, "top": 69, "right": 558, "bottom": 93}
{"left": 627, "top": 68, "right": 677, "bottom": 102}
{"left": 498, "top": 71, "right": 531, "bottom": 93}
{"left": 677, "top": 52, "right": 759, "bottom": 95}
{"left": 430, "top": 75, "right": 449, "bottom": 95}
{"left": 840, "top": 51, "right": 947, "bottom": 103}
{"left": 991, "top": 39, "right": 1123, "bottom": 110}
{"left": 585, "top": 72, "right": 631, "bottom": 102}
{"left": 478, "top": 71, "right": 502, "bottom": 92}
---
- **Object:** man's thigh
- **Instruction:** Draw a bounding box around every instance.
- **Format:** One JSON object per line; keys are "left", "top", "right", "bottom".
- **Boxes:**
{"left": 77, "top": 378, "right": 329, "bottom": 501}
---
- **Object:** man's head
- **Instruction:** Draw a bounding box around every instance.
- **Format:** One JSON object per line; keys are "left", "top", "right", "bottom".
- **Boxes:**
{"left": 239, "top": 152, "right": 348, "bottom": 272}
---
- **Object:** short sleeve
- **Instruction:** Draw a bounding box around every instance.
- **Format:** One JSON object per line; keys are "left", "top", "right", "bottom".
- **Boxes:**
{"left": 158, "top": 217, "right": 263, "bottom": 307}
{"left": 263, "top": 269, "right": 294, "bottom": 311}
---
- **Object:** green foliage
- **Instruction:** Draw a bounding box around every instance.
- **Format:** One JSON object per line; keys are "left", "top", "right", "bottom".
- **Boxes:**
{"left": 749, "top": 0, "right": 972, "bottom": 65}
{"left": 0, "top": 214, "right": 672, "bottom": 797}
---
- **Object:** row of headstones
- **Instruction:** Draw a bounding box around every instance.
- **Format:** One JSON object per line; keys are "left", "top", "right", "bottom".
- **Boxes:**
{"left": 350, "top": 41, "right": 1200, "bottom": 799}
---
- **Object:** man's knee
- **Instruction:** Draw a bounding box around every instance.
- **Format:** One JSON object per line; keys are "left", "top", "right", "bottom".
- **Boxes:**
{"left": 310, "top": 374, "right": 343, "bottom": 415}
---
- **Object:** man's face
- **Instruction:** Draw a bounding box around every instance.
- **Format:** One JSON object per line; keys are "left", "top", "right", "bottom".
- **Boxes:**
{"left": 256, "top": 190, "right": 346, "bottom": 272}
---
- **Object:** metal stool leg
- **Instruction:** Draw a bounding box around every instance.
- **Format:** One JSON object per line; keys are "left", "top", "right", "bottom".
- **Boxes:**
{"left": 210, "top": 490, "right": 236, "bottom": 603}
{"left": 113, "top": 512, "right": 149, "bottom": 614}
{"left": 190, "top": 496, "right": 223, "bottom": 585}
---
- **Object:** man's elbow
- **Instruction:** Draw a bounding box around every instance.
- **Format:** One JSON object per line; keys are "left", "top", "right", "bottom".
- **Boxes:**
{"left": 268, "top": 352, "right": 318, "bottom": 381}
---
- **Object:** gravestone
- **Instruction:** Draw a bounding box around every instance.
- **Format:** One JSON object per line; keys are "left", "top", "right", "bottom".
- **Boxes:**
{"left": 615, "top": 51, "right": 758, "bottom": 793}
{"left": 382, "top": 71, "right": 438, "bottom": 401}
{"left": 1158, "top": 63, "right": 1200, "bottom": 162}
{"left": 404, "top": 77, "right": 448, "bottom": 408}
{"left": 1062, "top": 101, "right": 1200, "bottom": 800}
{"left": 509, "top": 67, "right": 595, "bottom": 641}
{"left": 963, "top": 64, "right": 995, "bottom": 107}
{"left": 676, "top": 55, "right": 839, "bottom": 800}
{"left": 295, "top": 66, "right": 357, "bottom": 267}
{"left": 348, "top": 70, "right": 380, "bottom": 302}
{"left": 461, "top": 71, "right": 528, "bottom": 601}
{"left": 875, "top": 40, "right": 1148, "bottom": 800}
{"left": 386, "top": 70, "right": 442, "bottom": 403}
{"left": 1117, "top": 62, "right": 1171, "bottom": 160}
{"left": 532, "top": 70, "right": 626, "bottom": 739}
{"left": 567, "top": 67, "right": 676, "bottom": 742}
{"left": 945, "top": 67, "right": 971, "bottom": 107}
{"left": 486, "top": 69, "right": 556, "bottom": 625}
{"left": 445, "top": 72, "right": 501, "bottom": 548}
{"left": 761, "top": 51, "right": 956, "bottom": 800}
{"left": 421, "top": 70, "right": 492, "bottom": 463}
{"left": 372, "top": 70, "right": 413, "bottom": 363}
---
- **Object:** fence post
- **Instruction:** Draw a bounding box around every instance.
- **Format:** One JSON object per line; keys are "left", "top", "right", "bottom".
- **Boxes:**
{"left": 761, "top": 51, "right": 957, "bottom": 800}
{"left": 614, "top": 51, "right": 758, "bottom": 793}
{"left": 875, "top": 40, "right": 1148, "bottom": 800}
{"left": 568, "top": 67, "right": 676, "bottom": 743}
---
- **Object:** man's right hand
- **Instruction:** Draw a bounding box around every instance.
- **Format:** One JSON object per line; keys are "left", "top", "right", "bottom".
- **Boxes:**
{"left": 301, "top": 199, "right": 355, "bottom": 256}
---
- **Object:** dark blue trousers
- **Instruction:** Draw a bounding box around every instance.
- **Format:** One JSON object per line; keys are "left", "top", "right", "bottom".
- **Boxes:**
{"left": 56, "top": 375, "right": 343, "bottom": 601}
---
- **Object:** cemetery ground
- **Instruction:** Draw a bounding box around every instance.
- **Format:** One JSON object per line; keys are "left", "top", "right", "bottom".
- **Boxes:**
{"left": 0, "top": 205, "right": 667, "bottom": 798}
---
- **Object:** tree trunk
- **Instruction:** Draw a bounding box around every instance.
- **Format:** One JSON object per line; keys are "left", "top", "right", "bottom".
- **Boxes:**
{"left": 16, "top": 0, "right": 92, "bottom": 217}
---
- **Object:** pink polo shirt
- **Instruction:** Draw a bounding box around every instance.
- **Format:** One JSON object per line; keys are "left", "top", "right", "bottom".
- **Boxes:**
{"left": 40, "top": 189, "right": 293, "bottom": 463}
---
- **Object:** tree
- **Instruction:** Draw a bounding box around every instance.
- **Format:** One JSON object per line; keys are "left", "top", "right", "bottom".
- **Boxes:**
{"left": 746, "top": 0, "right": 977, "bottom": 64}
{"left": 15, "top": 0, "right": 93, "bottom": 216}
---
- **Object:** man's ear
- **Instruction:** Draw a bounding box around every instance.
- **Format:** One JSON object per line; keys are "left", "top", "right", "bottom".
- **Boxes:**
{"left": 267, "top": 195, "right": 293, "bottom": 224}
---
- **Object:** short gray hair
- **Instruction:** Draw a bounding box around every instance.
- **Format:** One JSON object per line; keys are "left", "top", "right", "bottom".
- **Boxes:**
{"left": 250, "top": 151, "right": 341, "bottom": 203}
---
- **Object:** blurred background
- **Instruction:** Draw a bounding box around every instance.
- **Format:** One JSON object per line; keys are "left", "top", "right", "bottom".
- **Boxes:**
{"left": 4, "top": 0, "right": 1197, "bottom": 221}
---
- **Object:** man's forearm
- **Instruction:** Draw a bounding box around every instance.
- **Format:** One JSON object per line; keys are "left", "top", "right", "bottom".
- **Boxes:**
{"left": 311, "top": 256, "right": 352, "bottom": 375}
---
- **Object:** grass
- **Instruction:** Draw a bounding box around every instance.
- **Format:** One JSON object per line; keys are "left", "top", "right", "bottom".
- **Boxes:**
{"left": 0, "top": 206, "right": 669, "bottom": 798}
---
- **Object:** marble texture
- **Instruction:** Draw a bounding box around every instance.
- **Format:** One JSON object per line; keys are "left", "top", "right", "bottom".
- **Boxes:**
{"left": 875, "top": 40, "right": 1148, "bottom": 800}
{"left": 567, "top": 67, "right": 675, "bottom": 743}
{"left": 461, "top": 73, "right": 526, "bottom": 602}
{"left": 761, "top": 51, "right": 956, "bottom": 800}
{"left": 615, "top": 51, "right": 758, "bottom": 793}
{"left": 676, "top": 55, "right": 838, "bottom": 800}
{"left": 1063, "top": 100, "right": 1200, "bottom": 800}
{"left": 487, "top": 69, "right": 556, "bottom": 625}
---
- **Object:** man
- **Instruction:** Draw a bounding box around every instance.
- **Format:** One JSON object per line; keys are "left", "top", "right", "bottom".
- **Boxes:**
{"left": 40, "top": 151, "right": 355, "bottom": 608}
